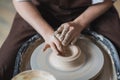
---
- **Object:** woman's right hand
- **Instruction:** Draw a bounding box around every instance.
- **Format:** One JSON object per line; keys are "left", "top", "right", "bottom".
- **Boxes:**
{"left": 13, "top": 0, "right": 63, "bottom": 55}
{"left": 43, "top": 33, "right": 63, "bottom": 55}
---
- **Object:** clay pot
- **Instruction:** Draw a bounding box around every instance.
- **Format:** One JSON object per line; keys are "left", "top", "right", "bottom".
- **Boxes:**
{"left": 12, "top": 70, "right": 56, "bottom": 80}
{"left": 49, "top": 45, "right": 85, "bottom": 71}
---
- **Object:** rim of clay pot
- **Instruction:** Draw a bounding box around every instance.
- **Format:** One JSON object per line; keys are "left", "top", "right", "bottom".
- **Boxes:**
{"left": 12, "top": 70, "right": 56, "bottom": 80}
{"left": 53, "top": 45, "right": 81, "bottom": 61}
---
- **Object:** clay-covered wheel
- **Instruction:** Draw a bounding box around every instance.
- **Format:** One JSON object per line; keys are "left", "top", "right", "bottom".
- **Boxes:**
{"left": 13, "top": 33, "right": 118, "bottom": 80}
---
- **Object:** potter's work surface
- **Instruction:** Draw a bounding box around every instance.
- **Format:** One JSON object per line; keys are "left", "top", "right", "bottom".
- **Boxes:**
{"left": 30, "top": 37, "right": 104, "bottom": 80}
{"left": 49, "top": 45, "right": 85, "bottom": 71}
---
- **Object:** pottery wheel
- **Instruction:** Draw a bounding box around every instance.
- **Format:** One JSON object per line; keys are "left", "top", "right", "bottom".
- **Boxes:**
{"left": 30, "top": 36, "right": 104, "bottom": 80}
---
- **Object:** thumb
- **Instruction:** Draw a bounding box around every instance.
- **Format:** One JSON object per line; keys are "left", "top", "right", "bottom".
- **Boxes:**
{"left": 43, "top": 43, "right": 50, "bottom": 52}
{"left": 71, "top": 38, "right": 77, "bottom": 45}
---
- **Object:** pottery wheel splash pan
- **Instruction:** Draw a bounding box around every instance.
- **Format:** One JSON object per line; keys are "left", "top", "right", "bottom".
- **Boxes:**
{"left": 15, "top": 35, "right": 117, "bottom": 80}
{"left": 30, "top": 36, "right": 104, "bottom": 80}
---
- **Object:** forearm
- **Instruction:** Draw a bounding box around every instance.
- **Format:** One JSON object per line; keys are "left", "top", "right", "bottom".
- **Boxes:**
{"left": 74, "top": 0, "right": 113, "bottom": 29}
{"left": 13, "top": 0, "right": 54, "bottom": 39}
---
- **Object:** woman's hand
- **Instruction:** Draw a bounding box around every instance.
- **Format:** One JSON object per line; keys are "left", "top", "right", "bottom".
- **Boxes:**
{"left": 43, "top": 33, "right": 64, "bottom": 55}
{"left": 54, "top": 0, "right": 113, "bottom": 47}
{"left": 55, "top": 21, "right": 84, "bottom": 46}
{"left": 13, "top": 0, "right": 64, "bottom": 55}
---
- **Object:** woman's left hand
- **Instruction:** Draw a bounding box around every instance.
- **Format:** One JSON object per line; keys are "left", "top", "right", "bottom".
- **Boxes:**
{"left": 55, "top": 21, "right": 84, "bottom": 46}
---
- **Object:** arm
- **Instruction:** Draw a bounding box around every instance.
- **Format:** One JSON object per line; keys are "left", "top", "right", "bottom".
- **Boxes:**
{"left": 13, "top": 0, "right": 54, "bottom": 39}
{"left": 13, "top": 0, "right": 63, "bottom": 54}
{"left": 55, "top": 0, "right": 113, "bottom": 46}
{"left": 73, "top": 0, "right": 113, "bottom": 28}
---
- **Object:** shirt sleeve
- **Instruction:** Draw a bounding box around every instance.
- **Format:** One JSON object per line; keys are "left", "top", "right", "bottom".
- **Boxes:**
{"left": 92, "top": 0, "right": 116, "bottom": 4}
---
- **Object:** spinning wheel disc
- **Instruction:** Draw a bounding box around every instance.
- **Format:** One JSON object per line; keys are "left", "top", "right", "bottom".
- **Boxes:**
{"left": 30, "top": 36, "right": 104, "bottom": 80}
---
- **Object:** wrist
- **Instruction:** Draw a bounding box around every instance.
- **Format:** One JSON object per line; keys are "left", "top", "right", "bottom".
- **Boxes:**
{"left": 73, "top": 15, "right": 89, "bottom": 28}
{"left": 72, "top": 19, "right": 86, "bottom": 31}
{"left": 42, "top": 31, "right": 54, "bottom": 41}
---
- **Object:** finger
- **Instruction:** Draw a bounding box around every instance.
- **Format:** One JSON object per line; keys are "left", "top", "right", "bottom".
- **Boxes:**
{"left": 56, "top": 25, "right": 64, "bottom": 33}
{"left": 43, "top": 44, "right": 50, "bottom": 52}
{"left": 50, "top": 42, "right": 59, "bottom": 54}
{"left": 64, "top": 35, "right": 75, "bottom": 46}
{"left": 55, "top": 33, "right": 61, "bottom": 39}
{"left": 59, "top": 25, "right": 69, "bottom": 41}
{"left": 62, "top": 27, "right": 74, "bottom": 46}
{"left": 71, "top": 38, "right": 77, "bottom": 45}
{"left": 52, "top": 35, "right": 64, "bottom": 55}
{"left": 54, "top": 31, "right": 60, "bottom": 36}
{"left": 53, "top": 37, "right": 63, "bottom": 53}
{"left": 54, "top": 31, "right": 61, "bottom": 40}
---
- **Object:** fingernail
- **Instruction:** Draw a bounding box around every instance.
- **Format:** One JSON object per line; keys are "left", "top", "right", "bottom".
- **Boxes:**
{"left": 62, "top": 41, "right": 67, "bottom": 46}
{"left": 59, "top": 36, "right": 63, "bottom": 41}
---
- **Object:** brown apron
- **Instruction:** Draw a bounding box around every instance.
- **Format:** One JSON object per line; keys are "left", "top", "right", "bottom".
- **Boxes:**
{"left": 0, "top": 0, "right": 120, "bottom": 80}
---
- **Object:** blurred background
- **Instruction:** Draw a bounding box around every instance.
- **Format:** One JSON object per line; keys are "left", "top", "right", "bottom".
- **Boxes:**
{"left": 0, "top": 0, "right": 120, "bottom": 47}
